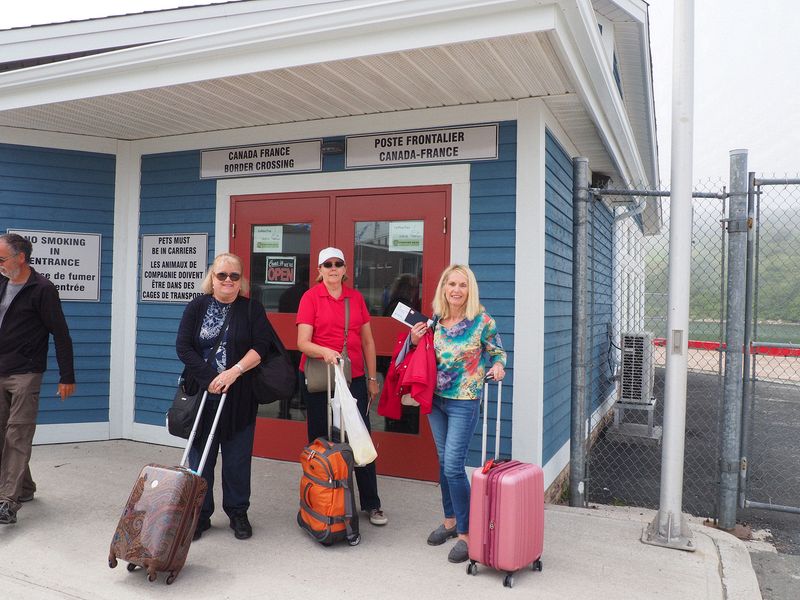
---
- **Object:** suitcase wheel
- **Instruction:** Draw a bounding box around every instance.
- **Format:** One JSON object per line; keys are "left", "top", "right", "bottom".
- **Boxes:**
{"left": 503, "top": 573, "right": 514, "bottom": 588}
{"left": 126, "top": 563, "right": 138, "bottom": 572}
{"left": 532, "top": 559, "right": 543, "bottom": 572}
{"left": 347, "top": 533, "right": 361, "bottom": 546}
{"left": 466, "top": 561, "right": 478, "bottom": 576}
{"left": 108, "top": 556, "right": 118, "bottom": 569}
{"left": 166, "top": 572, "right": 178, "bottom": 585}
{"left": 147, "top": 570, "right": 158, "bottom": 583}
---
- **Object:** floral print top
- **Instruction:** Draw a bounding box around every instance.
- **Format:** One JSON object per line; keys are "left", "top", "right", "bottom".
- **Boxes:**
{"left": 433, "top": 311, "right": 506, "bottom": 400}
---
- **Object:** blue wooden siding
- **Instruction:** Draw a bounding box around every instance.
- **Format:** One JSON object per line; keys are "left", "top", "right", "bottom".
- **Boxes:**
{"left": 543, "top": 131, "right": 574, "bottom": 464}
{"left": 466, "top": 121, "right": 516, "bottom": 466}
{"left": 589, "top": 201, "right": 616, "bottom": 412}
{"left": 135, "top": 152, "right": 216, "bottom": 426}
{"left": 542, "top": 132, "right": 617, "bottom": 464}
{"left": 0, "top": 144, "right": 115, "bottom": 424}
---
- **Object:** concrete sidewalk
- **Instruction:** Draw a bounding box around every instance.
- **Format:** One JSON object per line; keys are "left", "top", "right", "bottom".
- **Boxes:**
{"left": 1, "top": 441, "right": 761, "bottom": 599}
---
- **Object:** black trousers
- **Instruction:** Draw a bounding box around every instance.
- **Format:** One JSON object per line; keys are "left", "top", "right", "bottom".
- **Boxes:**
{"left": 302, "top": 375, "right": 381, "bottom": 512}
{"left": 189, "top": 394, "right": 255, "bottom": 521}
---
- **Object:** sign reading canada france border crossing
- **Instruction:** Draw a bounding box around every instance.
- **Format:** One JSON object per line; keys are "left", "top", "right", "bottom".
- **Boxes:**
{"left": 8, "top": 229, "right": 101, "bottom": 302}
{"left": 200, "top": 140, "right": 322, "bottom": 179}
{"left": 345, "top": 124, "right": 498, "bottom": 169}
{"left": 140, "top": 234, "right": 208, "bottom": 303}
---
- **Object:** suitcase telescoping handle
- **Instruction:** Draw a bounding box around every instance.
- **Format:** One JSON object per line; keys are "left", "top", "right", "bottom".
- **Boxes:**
{"left": 480, "top": 376, "right": 502, "bottom": 465}
{"left": 179, "top": 390, "right": 228, "bottom": 475}
{"left": 326, "top": 359, "right": 347, "bottom": 442}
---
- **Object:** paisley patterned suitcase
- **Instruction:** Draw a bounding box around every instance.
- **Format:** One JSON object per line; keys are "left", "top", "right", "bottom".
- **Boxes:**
{"left": 108, "top": 391, "right": 224, "bottom": 584}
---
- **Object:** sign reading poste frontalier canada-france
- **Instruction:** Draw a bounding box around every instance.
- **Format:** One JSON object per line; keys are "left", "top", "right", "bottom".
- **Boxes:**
{"left": 140, "top": 234, "right": 208, "bottom": 303}
{"left": 345, "top": 124, "right": 498, "bottom": 168}
{"left": 200, "top": 140, "right": 322, "bottom": 179}
{"left": 9, "top": 229, "right": 101, "bottom": 302}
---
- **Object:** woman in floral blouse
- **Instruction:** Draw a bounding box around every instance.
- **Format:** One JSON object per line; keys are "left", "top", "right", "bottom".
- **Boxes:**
{"left": 409, "top": 264, "right": 506, "bottom": 564}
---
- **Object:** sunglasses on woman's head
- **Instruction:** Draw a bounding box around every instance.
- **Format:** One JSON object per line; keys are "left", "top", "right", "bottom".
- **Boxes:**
{"left": 321, "top": 260, "right": 344, "bottom": 269}
{"left": 215, "top": 272, "right": 241, "bottom": 281}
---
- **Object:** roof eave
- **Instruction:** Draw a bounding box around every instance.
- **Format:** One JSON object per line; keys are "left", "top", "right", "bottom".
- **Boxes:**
{"left": 0, "top": 0, "right": 556, "bottom": 112}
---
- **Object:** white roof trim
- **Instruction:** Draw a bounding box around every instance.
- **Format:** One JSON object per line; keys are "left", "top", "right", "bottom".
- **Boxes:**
{"left": 0, "top": 0, "right": 554, "bottom": 111}
{"left": 554, "top": 0, "right": 649, "bottom": 185}
{"left": 1, "top": 1, "right": 377, "bottom": 62}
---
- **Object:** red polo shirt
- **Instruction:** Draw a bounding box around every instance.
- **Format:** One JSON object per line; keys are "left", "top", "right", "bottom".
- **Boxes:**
{"left": 296, "top": 283, "right": 371, "bottom": 378}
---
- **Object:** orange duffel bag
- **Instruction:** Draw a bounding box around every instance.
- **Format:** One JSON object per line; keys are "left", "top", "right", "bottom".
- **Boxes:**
{"left": 297, "top": 437, "right": 360, "bottom": 546}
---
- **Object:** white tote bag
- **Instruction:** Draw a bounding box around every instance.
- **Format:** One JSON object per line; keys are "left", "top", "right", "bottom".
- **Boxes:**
{"left": 331, "top": 363, "right": 378, "bottom": 466}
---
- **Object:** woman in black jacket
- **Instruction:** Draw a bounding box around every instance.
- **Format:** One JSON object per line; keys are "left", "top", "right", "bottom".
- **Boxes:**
{"left": 176, "top": 252, "right": 272, "bottom": 541}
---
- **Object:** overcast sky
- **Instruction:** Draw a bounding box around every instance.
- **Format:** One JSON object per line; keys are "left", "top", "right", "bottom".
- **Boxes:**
{"left": 3, "top": 0, "right": 798, "bottom": 182}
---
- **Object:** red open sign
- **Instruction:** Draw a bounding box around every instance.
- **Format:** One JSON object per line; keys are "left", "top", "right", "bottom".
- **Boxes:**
{"left": 265, "top": 256, "right": 296, "bottom": 285}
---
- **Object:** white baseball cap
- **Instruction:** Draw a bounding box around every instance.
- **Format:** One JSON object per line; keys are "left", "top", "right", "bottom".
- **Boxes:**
{"left": 318, "top": 247, "right": 345, "bottom": 266}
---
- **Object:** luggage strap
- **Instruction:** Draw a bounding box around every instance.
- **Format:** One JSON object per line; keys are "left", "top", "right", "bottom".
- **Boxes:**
{"left": 303, "top": 471, "right": 347, "bottom": 489}
{"left": 299, "top": 498, "right": 350, "bottom": 526}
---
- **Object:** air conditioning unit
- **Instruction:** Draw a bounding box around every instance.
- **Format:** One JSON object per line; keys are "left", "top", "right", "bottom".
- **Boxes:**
{"left": 619, "top": 332, "right": 655, "bottom": 404}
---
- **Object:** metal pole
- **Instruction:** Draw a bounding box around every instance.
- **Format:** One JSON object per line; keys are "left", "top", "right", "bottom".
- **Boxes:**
{"left": 643, "top": 0, "right": 695, "bottom": 551}
{"left": 570, "top": 157, "right": 589, "bottom": 507}
{"left": 717, "top": 150, "right": 749, "bottom": 529}
{"left": 718, "top": 192, "right": 727, "bottom": 378}
{"left": 752, "top": 186, "right": 762, "bottom": 380}
{"left": 739, "top": 171, "right": 756, "bottom": 508}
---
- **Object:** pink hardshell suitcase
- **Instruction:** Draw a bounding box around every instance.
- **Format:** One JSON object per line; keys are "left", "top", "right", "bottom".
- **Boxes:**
{"left": 467, "top": 379, "right": 544, "bottom": 588}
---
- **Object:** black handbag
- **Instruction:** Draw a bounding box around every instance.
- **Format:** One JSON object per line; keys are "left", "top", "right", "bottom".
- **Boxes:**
{"left": 254, "top": 327, "right": 297, "bottom": 404}
{"left": 167, "top": 306, "right": 232, "bottom": 439}
{"left": 167, "top": 378, "right": 203, "bottom": 439}
{"left": 248, "top": 299, "right": 297, "bottom": 404}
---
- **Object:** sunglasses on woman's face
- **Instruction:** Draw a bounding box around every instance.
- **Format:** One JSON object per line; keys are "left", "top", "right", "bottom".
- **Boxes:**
{"left": 214, "top": 272, "right": 241, "bottom": 282}
{"left": 321, "top": 260, "right": 345, "bottom": 269}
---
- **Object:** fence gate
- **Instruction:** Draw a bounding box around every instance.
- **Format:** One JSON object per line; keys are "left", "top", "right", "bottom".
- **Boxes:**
{"left": 586, "top": 181, "right": 730, "bottom": 518}
{"left": 740, "top": 177, "right": 800, "bottom": 515}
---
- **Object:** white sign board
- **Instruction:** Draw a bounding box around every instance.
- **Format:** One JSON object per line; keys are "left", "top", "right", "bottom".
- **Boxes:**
{"left": 345, "top": 124, "right": 498, "bottom": 168}
{"left": 389, "top": 221, "right": 424, "bottom": 252}
{"left": 140, "top": 234, "right": 208, "bottom": 303}
{"left": 253, "top": 226, "right": 283, "bottom": 253}
{"left": 201, "top": 140, "right": 322, "bottom": 178}
{"left": 9, "top": 229, "right": 101, "bottom": 301}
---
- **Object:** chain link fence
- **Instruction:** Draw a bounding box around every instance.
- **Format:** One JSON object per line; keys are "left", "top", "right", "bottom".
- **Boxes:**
{"left": 741, "top": 180, "right": 800, "bottom": 514}
{"left": 584, "top": 174, "right": 800, "bottom": 520}
{"left": 586, "top": 178, "right": 729, "bottom": 518}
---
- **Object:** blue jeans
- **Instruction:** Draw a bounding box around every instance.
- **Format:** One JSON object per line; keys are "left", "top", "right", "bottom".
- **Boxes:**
{"left": 427, "top": 395, "right": 481, "bottom": 534}
{"left": 188, "top": 394, "right": 255, "bottom": 521}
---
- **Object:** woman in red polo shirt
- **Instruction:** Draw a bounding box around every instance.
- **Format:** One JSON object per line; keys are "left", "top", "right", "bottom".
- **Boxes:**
{"left": 296, "top": 247, "right": 387, "bottom": 526}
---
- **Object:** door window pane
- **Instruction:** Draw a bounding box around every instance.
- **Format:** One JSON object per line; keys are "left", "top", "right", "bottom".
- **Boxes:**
{"left": 249, "top": 223, "right": 311, "bottom": 313}
{"left": 353, "top": 220, "right": 424, "bottom": 435}
{"left": 251, "top": 223, "right": 309, "bottom": 422}
{"left": 352, "top": 220, "right": 423, "bottom": 317}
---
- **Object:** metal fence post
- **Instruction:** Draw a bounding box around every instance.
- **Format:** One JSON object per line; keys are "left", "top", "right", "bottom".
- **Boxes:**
{"left": 718, "top": 150, "right": 748, "bottom": 528}
{"left": 739, "top": 171, "right": 756, "bottom": 509}
{"left": 570, "top": 156, "right": 589, "bottom": 507}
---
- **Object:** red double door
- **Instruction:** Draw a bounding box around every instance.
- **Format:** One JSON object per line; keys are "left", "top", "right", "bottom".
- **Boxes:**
{"left": 230, "top": 185, "right": 450, "bottom": 480}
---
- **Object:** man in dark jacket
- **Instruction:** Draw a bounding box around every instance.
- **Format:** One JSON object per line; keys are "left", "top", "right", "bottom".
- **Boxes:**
{"left": 0, "top": 233, "right": 75, "bottom": 525}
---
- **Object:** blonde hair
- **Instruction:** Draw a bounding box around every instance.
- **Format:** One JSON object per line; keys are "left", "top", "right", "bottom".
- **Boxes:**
{"left": 200, "top": 253, "right": 250, "bottom": 295}
{"left": 432, "top": 264, "right": 482, "bottom": 320}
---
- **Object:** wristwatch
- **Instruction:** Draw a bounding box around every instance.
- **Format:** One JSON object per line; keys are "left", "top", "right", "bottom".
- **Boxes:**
{"left": 367, "top": 376, "right": 378, "bottom": 382}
